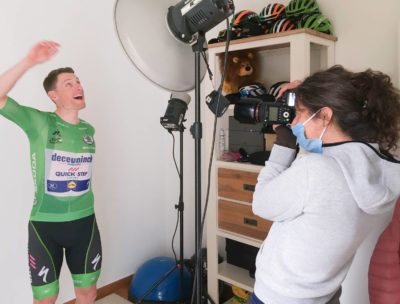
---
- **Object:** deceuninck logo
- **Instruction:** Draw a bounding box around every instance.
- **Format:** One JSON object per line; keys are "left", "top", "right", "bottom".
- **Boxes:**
{"left": 51, "top": 153, "right": 93, "bottom": 164}
{"left": 45, "top": 149, "right": 94, "bottom": 197}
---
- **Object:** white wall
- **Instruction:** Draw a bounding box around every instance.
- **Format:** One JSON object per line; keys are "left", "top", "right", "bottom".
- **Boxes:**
{"left": 0, "top": 0, "right": 399, "bottom": 303}
{"left": 0, "top": 1, "right": 197, "bottom": 303}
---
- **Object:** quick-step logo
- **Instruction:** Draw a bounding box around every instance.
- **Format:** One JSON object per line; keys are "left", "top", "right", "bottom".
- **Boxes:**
{"left": 45, "top": 149, "right": 94, "bottom": 197}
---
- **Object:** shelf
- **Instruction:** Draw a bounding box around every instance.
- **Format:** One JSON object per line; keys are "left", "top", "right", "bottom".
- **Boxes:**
{"left": 216, "top": 160, "right": 263, "bottom": 172}
{"left": 218, "top": 229, "right": 262, "bottom": 248}
{"left": 218, "top": 261, "right": 255, "bottom": 292}
{"left": 205, "top": 29, "right": 336, "bottom": 303}
{"left": 217, "top": 197, "right": 252, "bottom": 206}
{"left": 209, "top": 28, "right": 337, "bottom": 50}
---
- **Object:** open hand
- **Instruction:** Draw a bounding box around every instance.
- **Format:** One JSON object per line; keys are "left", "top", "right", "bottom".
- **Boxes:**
{"left": 272, "top": 80, "right": 302, "bottom": 131}
{"left": 277, "top": 80, "right": 301, "bottom": 98}
{"left": 25, "top": 41, "right": 60, "bottom": 65}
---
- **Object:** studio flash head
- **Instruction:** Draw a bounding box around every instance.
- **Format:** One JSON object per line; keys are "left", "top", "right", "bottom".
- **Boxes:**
{"left": 160, "top": 92, "right": 191, "bottom": 131}
{"left": 167, "top": 0, "right": 235, "bottom": 44}
{"left": 206, "top": 90, "right": 230, "bottom": 117}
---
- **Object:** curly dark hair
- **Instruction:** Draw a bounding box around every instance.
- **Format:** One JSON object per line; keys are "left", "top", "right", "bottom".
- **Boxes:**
{"left": 295, "top": 65, "right": 400, "bottom": 153}
{"left": 43, "top": 67, "right": 75, "bottom": 93}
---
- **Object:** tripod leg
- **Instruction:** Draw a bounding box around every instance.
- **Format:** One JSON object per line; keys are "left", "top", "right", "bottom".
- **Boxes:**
{"left": 135, "top": 265, "right": 177, "bottom": 303}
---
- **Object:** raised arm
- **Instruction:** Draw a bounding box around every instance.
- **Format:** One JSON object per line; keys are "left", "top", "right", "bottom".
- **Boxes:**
{"left": 0, "top": 41, "right": 60, "bottom": 109}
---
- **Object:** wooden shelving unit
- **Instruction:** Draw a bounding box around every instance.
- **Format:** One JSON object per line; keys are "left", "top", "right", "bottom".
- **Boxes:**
{"left": 203, "top": 29, "right": 336, "bottom": 303}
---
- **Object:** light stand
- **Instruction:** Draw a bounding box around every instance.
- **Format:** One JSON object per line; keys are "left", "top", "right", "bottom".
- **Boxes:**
{"left": 177, "top": 125, "right": 186, "bottom": 302}
{"left": 168, "top": 1, "right": 234, "bottom": 300}
{"left": 114, "top": 1, "right": 234, "bottom": 302}
{"left": 135, "top": 123, "right": 188, "bottom": 304}
{"left": 190, "top": 33, "right": 206, "bottom": 304}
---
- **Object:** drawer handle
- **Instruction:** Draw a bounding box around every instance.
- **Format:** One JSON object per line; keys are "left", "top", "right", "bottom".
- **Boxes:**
{"left": 244, "top": 217, "right": 258, "bottom": 227}
{"left": 243, "top": 184, "right": 255, "bottom": 192}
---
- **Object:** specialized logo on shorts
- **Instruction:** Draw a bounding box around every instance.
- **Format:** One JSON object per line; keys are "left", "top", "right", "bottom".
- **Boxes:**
{"left": 92, "top": 253, "right": 101, "bottom": 271}
{"left": 45, "top": 149, "right": 94, "bottom": 197}
{"left": 38, "top": 266, "right": 50, "bottom": 283}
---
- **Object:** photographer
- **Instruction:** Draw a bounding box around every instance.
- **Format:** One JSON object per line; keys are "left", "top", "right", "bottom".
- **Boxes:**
{"left": 250, "top": 65, "right": 400, "bottom": 304}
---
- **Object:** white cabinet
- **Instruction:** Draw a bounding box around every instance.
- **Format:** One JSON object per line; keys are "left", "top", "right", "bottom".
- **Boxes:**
{"left": 203, "top": 29, "right": 337, "bottom": 303}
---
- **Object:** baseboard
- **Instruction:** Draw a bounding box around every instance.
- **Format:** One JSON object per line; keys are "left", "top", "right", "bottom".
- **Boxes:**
{"left": 64, "top": 274, "right": 132, "bottom": 304}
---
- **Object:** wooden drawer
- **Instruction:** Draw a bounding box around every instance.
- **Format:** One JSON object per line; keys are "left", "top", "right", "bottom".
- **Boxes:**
{"left": 218, "top": 199, "right": 272, "bottom": 240}
{"left": 218, "top": 168, "right": 258, "bottom": 203}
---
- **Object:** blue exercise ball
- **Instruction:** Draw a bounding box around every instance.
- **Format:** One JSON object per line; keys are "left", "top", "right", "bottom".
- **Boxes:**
{"left": 129, "top": 256, "right": 192, "bottom": 302}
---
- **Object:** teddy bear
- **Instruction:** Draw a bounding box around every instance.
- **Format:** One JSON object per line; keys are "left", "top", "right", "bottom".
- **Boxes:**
{"left": 218, "top": 50, "right": 260, "bottom": 95}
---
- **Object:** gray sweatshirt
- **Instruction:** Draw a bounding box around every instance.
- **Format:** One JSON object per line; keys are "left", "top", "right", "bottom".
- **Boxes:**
{"left": 252, "top": 142, "right": 400, "bottom": 304}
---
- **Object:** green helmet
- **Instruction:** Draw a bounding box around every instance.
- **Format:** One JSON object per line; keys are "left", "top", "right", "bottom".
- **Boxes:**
{"left": 286, "top": 0, "right": 320, "bottom": 17}
{"left": 297, "top": 14, "right": 332, "bottom": 34}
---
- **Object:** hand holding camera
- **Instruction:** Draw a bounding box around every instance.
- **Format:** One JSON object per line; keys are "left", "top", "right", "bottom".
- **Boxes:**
{"left": 273, "top": 80, "right": 302, "bottom": 149}
{"left": 233, "top": 88, "right": 296, "bottom": 126}
{"left": 277, "top": 80, "right": 302, "bottom": 98}
{"left": 232, "top": 80, "right": 301, "bottom": 149}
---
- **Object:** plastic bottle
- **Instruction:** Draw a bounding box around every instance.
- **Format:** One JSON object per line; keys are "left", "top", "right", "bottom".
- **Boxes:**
{"left": 218, "top": 128, "right": 226, "bottom": 159}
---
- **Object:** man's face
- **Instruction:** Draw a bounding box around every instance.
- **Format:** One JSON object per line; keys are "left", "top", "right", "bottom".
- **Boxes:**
{"left": 48, "top": 73, "right": 86, "bottom": 110}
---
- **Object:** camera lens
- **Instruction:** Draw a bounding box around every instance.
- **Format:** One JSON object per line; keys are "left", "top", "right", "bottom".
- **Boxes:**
{"left": 234, "top": 98, "right": 265, "bottom": 124}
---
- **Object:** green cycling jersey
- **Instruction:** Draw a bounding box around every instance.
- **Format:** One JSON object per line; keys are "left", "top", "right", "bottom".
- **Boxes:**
{"left": 0, "top": 97, "right": 95, "bottom": 222}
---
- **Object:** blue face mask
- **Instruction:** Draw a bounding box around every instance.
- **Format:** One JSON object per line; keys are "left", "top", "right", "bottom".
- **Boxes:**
{"left": 291, "top": 110, "right": 327, "bottom": 154}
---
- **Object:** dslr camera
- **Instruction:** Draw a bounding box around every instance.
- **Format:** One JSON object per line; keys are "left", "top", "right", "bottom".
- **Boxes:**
{"left": 233, "top": 90, "right": 296, "bottom": 126}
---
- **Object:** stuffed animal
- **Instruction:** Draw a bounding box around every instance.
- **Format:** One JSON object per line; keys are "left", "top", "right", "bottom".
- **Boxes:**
{"left": 219, "top": 50, "right": 260, "bottom": 95}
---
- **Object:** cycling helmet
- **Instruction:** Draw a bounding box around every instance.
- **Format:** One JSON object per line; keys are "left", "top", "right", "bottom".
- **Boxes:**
{"left": 259, "top": 3, "right": 286, "bottom": 23}
{"left": 268, "top": 81, "right": 289, "bottom": 98}
{"left": 239, "top": 84, "right": 267, "bottom": 97}
{"left": 297, "top": 14, "right": 332, "bottom": 34}
{"left": 231, "top": 10, "right": 265, "bottom": 38}
{"left": 271, "top": 18, "right": 296, "bottom": 33}
{"left": 238, "top": 24, "right": 265, "bottom": 38}
{"left": 232, "top": 10, "right": 261, "bottom": 28}
{"left": 286, "top": 0, "right": 320, "bottom": 17}
{"left": 216, "top": 28, "right": 241, "bottom": 42}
